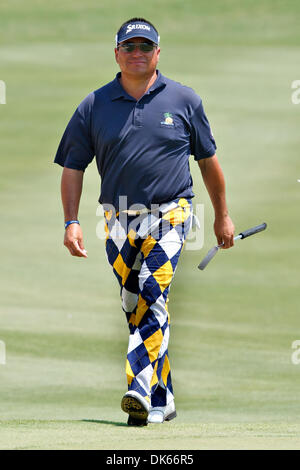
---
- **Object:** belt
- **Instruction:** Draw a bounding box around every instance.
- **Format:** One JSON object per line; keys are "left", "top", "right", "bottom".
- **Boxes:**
{"left": 121, "top": 208, "right": 157, "bottom": 216}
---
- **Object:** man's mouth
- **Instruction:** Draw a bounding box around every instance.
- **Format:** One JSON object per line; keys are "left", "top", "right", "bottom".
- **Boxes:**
{"left": 128, "top": 60, "right": 146, "bottom": 64}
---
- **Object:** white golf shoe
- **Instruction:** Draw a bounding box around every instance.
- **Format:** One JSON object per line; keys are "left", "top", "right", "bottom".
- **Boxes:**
{"left": 147, "top": 400, "right": 177, "bottom": 424}
{"left": 121, "top": 390, "right": 150, "bottom": 426}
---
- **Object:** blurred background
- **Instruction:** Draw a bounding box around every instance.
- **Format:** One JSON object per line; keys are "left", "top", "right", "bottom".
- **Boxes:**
{"left": 0, "top": 0, "right": 300, "bottom": 449}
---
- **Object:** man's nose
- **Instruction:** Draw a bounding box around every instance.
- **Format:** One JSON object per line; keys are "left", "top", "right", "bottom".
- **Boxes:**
{"left": 131, "top": 46, "right": 143, "bottom": 56}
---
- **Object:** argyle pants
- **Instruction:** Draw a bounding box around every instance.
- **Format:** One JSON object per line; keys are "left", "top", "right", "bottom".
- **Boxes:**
{"left": 104, "top": 198, "right": 192, "bottom": 407}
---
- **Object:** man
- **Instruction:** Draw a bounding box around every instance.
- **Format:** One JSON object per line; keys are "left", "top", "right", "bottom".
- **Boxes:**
{"left": 54, "top": 18, "right": 235, "bottom": 426}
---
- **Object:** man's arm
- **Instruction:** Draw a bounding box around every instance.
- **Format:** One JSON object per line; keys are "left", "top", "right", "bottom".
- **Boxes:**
{"left": 198, "top": 154, "right": 235, "bottom": 249}
{"left": 61, "top": 167, "right": 87, "bottom": 257}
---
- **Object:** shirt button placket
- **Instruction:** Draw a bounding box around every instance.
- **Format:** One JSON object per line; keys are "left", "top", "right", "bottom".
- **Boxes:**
{"left": 134, "top": 102, "right": 143, "bottom": 128}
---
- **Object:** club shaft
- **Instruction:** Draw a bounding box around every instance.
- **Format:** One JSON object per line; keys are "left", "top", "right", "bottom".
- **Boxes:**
{"left": 217, "top": 234, "right": 242, "bottom": 248}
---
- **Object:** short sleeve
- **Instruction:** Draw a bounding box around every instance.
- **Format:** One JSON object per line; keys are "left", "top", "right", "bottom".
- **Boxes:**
{"left": 54, "top": 94, "right": 95, "bottom": 171}
{"left": 189, "top": 97, "right": 217, "bottom": 161}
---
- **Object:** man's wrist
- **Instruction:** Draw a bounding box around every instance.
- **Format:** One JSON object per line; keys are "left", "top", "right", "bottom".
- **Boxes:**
{"left": 64, "top": 220, "right": 80, "bottom": 229}
{"left": 214, "top": 211, "right": 229, "bottom": 219}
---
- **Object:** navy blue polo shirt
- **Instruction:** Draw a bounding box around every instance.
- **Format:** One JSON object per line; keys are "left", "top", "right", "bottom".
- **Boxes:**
{"left": 54, "top": 70, "right": 216, "bottom": 210}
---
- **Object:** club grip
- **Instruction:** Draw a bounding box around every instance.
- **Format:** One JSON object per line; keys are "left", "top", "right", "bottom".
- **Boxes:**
{"left": 239, "top": 222, "right": 267, "bottom": 239}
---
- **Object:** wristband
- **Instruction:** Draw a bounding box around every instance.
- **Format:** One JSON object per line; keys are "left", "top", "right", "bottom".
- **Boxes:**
{"left": 65, "top": 220, "right": 80, "bottom": 229}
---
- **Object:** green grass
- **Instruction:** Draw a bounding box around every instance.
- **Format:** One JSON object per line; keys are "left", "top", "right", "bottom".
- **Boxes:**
{"left": 1, "top": 0, "right": 300, "bottom": 450}
{"left": 1, "top": 421, "right": 300, "bottom": 450}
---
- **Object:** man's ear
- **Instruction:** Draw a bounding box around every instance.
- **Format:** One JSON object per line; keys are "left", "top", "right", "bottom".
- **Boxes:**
{"left": 114, "top": 48, "right": 119, "bottom": 64}
{"left": 156, "top": 47, "right": 161, "bottom": 62}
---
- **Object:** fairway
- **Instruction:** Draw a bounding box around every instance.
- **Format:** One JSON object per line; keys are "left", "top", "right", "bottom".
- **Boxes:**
{"left": 1, "top": 0, "right": 300, "bottom": 450}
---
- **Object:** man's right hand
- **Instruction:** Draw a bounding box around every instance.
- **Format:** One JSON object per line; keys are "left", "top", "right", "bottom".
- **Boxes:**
{"left": 64, "top": 223, "right": 88, "bottom": 258}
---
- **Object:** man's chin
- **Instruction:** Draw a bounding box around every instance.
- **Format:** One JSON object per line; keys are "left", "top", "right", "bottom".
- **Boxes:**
{"left": 126, "top": 66, "right": 155, "bottom": 78}
{"left": 128, "top": 64, "right": 148, "bottom": 73}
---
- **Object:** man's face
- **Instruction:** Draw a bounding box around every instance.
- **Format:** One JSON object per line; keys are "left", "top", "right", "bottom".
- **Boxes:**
{"left": 115, "top": 37, "right": 160, "bottom": 78}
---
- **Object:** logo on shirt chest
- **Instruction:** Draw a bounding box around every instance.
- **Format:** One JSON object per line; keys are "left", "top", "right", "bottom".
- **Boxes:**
{"left": 160, "top": 112, "right": 174, "bottom": 126}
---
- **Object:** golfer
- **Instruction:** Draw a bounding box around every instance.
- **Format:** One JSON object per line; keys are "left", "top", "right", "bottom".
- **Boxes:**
{"left": 54, "top": 18, "right": 235, "bottom": 426}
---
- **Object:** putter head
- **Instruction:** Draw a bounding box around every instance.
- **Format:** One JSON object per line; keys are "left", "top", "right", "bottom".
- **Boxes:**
{"left": 198, "top": 246, "right": 219, "bottom": 270}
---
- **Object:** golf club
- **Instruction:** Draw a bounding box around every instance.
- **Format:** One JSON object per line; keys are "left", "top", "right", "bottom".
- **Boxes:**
{"left": 198, "top": 222, "right": 267, "bottom": 271}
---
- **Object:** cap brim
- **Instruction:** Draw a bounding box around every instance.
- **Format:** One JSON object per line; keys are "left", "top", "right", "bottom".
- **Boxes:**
{"left": 118, "top": 31, "right": 158, "bottom": 45}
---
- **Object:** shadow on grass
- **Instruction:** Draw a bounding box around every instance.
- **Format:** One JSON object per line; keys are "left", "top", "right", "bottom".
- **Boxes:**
{"left": 81, "top": 419, "right": 127, "bottom": 427}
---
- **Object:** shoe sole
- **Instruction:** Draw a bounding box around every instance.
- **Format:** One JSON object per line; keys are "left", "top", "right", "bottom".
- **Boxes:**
{"left": 121, "top": 395, "right": 149, "bottom": 422}
{"left": 165, "top": 410, "right": 177, "bottom": 421}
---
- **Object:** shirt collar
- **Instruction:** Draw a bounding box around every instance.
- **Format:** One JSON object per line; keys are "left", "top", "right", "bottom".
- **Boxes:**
{"left": 109, "top": 70, "right": 167, "bottom": 101}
